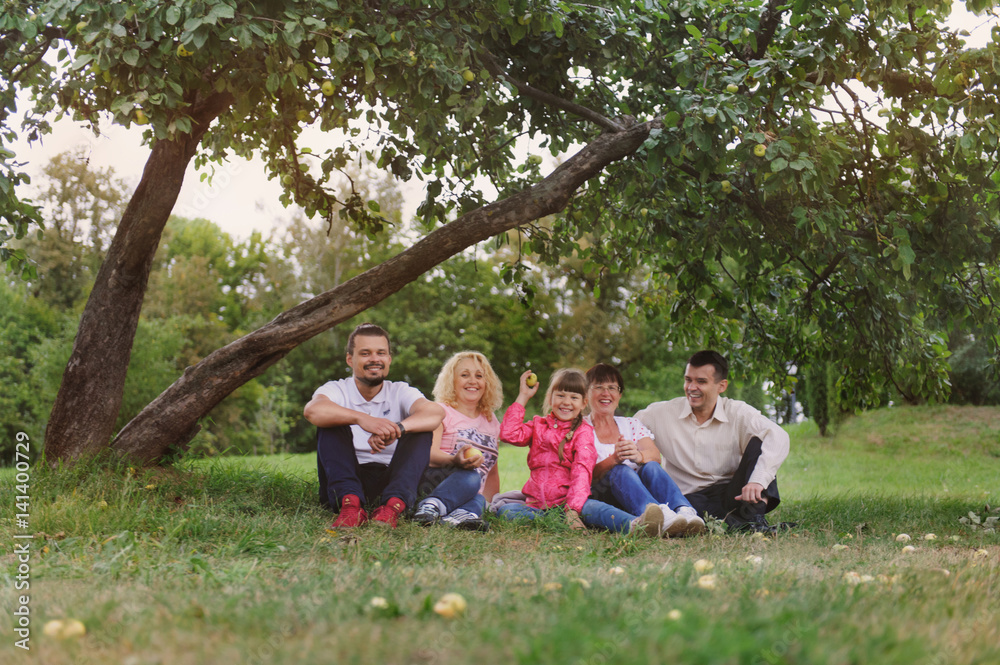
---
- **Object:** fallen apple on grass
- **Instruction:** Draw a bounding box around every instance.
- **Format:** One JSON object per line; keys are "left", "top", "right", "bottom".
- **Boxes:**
{"left": 433, "top": 593, "right": 467, "bottom": 618}
{"left": 43, "top": 619, "right": 86, "bottom": 640}
{"left": 693, "top": 559, "right": 713, "bottom": 573}
{"left": 697, "top": 574, "right": 717, "bottom": 590}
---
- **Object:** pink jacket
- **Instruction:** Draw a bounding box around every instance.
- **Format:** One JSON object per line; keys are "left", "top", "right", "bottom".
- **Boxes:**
{"left": 500, "top": 403, "right": 596, "bottom": 513}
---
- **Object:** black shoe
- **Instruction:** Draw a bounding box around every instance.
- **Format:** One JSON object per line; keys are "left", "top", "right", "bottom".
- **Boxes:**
{"left": 726, "top": 512, "right": 774, "bottom": 533}
{"left": 412, "top": 500, "right": 443, "bottom": 526}
{"left": 726, "top": 512, "right": 797, "bottom": 534}
{"left": 442, "top": 509, "right": 490, "bottom": 532}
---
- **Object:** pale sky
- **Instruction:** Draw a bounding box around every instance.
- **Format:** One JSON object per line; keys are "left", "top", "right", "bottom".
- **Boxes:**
{"left": 12, "top": 4, "right": 996, "bottom": 242}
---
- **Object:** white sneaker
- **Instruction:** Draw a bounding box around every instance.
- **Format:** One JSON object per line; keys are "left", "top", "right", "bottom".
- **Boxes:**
{"left": 677, "top": 506, "right": 707, "bottom": 535}
{"left": 660, "top": 504, "right": 688, "bottom": 537}
{"left": 629, "top": 503, "right": 664, "bottom": 537}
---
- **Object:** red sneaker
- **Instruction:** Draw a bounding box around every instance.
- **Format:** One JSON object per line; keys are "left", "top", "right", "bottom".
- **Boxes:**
{"left": 331, "top": 494, "right": 368, "bottom": 528}
{"left": 370, "top": 497, "right": 406, "bottom": 528}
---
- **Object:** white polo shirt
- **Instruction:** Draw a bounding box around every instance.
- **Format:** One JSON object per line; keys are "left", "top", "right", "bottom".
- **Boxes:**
{"left": 312, "top": 377, "right": 425, "bottom": 465}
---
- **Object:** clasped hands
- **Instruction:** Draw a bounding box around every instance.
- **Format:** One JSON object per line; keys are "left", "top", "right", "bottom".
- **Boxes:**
{"left": 613, "top": 436, "right": 642, "bottom": 464}
{"left": 359, "top": 415, "right": 404, "bottom": 453}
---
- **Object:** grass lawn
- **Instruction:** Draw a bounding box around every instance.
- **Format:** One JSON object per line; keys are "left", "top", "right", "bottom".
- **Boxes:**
{"left": 2, "top": 405, "right": 999, "bottom": 664}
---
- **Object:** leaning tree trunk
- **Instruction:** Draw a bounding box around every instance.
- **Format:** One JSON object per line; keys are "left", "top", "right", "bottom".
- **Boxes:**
{"left": 111, "top": 119, "right": 658, "bottom": 465}
{"left": 44, "top": 92, "right": 234, "bottom": 463}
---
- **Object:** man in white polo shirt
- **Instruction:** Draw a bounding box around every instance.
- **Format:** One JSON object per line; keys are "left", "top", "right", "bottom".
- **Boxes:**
{"left": 304, "top": 323, "right": 445, "bottom": 528}
{"left": 635, "top": 350, "right": 792, "bottom": 534}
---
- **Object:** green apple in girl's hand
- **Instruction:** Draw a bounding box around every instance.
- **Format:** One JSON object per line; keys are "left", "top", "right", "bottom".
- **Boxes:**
{"left": 525, "top": 373, "right": 538, "bottom": 387}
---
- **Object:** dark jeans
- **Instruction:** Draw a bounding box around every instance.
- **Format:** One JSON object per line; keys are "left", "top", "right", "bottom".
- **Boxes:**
{"left": 683, "top": 437, "right": 781, "bottom": 521}
{"left": 316, "top": 425, "right": 431, "bottom": 511}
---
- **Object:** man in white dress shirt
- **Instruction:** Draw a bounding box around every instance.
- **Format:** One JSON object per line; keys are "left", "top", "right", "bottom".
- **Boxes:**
{"left": 635, "top": 350, "right": 793, "bottom": 534}
{"left": 304, "top": 323, "right": 444, "bottom": 529}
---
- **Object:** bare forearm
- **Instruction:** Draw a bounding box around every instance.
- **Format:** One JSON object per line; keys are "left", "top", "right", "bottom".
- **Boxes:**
{"left": 402, "top": 401, "right": 445, "bottom": 433}
{"left": 303, "top": 396, "right": 362, "bottom": 428}
{"left": 637, "top": 438, "right": 661, "bottom": 465}
{"left": 429, "top": 448, "right": 457, "bottom": 467}
{"left": 591, "top": 456, "right": 617, "bottom": 482}
{"left": 483, "top": 464, "right": 500, "bottom": 502}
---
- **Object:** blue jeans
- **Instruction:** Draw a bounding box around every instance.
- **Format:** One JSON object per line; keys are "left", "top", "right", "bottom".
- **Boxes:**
{"left": 316, "top": 425, "right": 431, "bottom": 510}
{"left": 592, "top": 462, "right": 693, "bottom": 516}
{"left": 417, "top": 466, "right": 486, "bottom": 516}
{"left": 496, "top": 498, "right": 636, "bottom": 533}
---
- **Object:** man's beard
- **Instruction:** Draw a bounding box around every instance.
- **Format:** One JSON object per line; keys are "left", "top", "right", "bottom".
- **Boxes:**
{"left": 358, "top": 363, "right": 386, "bottom": 387}
{"left": 358, "top": 374, "right": 386, "bottom": 388}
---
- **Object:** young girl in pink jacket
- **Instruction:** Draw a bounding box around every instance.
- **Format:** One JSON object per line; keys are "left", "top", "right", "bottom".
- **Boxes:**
{"left": 496, "top": 368, "right": 664, "bottom": 535}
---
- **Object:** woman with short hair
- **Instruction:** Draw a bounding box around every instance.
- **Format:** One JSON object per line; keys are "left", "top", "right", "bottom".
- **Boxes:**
{"left": 585, "top": 363, "right": 706, "bottom": 537}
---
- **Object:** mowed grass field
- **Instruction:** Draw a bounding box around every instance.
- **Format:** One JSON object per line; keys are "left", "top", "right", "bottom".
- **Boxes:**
{"left": 2, "top": 404, "right": 999, "bottom": 664}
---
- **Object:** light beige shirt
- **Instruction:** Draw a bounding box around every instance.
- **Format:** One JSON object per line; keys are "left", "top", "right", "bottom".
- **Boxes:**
{"left": 634, "top": 396, "right": 789, "bottom": 495}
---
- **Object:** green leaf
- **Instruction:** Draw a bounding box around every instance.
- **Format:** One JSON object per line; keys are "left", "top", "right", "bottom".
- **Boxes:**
{"left": 771, "top": 158, "right": 789, "bottom": 172}
{"left": 686, "top": 25, "right": 703, "bottom": 41}
{"left": 210, "top": 4, "right": 236, "bottom": 20}
{"left": 70, "top": 53, "right": 95, "bottom": 70}
{"left": 334, "top": 41, "right": 350, "bottom": 62}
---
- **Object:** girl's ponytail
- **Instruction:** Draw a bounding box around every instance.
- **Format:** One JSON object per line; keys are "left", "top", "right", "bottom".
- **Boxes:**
{"left": 557, "top": 412, "right": 584, "bottom": 462}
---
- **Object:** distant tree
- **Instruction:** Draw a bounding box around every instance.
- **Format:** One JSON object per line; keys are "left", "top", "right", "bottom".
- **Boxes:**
{"left": 16, "top": 146, "right": 126, "bottom": 309}
{"left": 0, "top": 280, "right": 63, "bottom": 459}
{"left": 948, "top": 330, "right": 1000, "bottom": 405}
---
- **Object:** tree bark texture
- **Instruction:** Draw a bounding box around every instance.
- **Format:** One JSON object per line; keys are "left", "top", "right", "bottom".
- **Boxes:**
{"left": 43, "top": 93, "right": 234, "bottom": 463}
{"left": 110, "top": 119, "right": 658, "bottom": 465}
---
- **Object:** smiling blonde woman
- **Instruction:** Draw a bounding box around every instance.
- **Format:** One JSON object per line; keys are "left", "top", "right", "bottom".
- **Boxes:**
{"left": 413, "top": 351, "right": 504, "bottom": 531}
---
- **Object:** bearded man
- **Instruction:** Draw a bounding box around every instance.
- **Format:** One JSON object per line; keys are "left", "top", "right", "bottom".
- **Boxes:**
{"left": 304, "top": 323, "right": 444, "bottom": 528}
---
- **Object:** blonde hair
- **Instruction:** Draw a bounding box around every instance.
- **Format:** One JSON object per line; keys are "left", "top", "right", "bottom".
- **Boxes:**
{"left": 432, "top": 351, "right": 503, "bottom": 420}
{"left": 542, "top": 368, "right": 588, "bottom": 461}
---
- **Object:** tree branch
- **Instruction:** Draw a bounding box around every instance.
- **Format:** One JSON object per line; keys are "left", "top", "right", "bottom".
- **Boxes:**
{"left": 478, "top": 49, "right": 629, "bottom": 133}
{"left": 110, "top": 119, "right": 659, "bottom": 464}
{"left": 744, "top": 0, "right": 787, "bottom": 60}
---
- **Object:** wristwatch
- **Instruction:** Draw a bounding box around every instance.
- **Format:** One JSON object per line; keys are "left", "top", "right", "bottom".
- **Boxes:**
{"left": 396, "top": 421, "right": 407, "bottom": 437}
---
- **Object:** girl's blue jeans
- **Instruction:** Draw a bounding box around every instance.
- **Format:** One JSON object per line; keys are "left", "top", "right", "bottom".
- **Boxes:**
{"left": 496, "top": 498, "right": 636, "bottom": 533}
